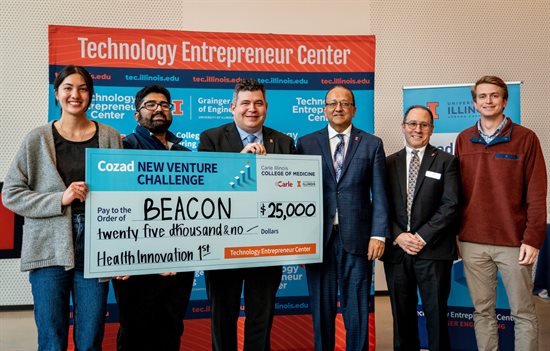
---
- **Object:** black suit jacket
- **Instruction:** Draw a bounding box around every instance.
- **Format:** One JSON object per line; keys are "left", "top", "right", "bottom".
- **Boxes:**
{"left": 383, "top": 144, "right": 460, "bottom": 263}
{"left": 197, "top": 122, "right": 295, "bottom": 351}
{"left": 198, "top": 122, "right": 296, "bottom": 154}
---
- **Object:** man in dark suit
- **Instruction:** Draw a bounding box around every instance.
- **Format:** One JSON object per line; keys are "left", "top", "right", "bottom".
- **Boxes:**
{"left": 296, "top": 85, "right": 389, "bottom": 350}
{"left": 383, "top": 105, "right": 460, "bottom": 351}
{"left": 198, "top": 79, "right": 295, "bottom": 351}
{"left": 113, "top": 85, "right": 195, "bottom": 351}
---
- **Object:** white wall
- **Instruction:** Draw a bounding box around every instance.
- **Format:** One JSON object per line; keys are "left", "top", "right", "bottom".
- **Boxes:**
{"left": 1, "top": 0, "right": 549, "bottom": 305}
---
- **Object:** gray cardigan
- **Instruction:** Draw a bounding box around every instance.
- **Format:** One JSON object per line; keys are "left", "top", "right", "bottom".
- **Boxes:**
{"left": 2, "top": 121, "right": 122, "bottom": 272}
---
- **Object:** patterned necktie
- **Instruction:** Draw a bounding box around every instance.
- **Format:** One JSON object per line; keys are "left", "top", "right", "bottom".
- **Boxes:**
{"left": 407, "top": 149, "right": 420, "bottom": 226}
{"left": 245, "top": 134, "right": 256, "bottom": 145}
{"left": 333, "top": 134, "right": 345, "bottom": 181}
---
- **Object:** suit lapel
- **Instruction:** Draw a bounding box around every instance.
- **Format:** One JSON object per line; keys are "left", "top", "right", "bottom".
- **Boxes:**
{"left": 316, "top": 128, "right": 336, "bottom": 181}
{"left": 396, "top": 148, "right": 408, "bottom": 207}
{"left": 413, "top": 144, "right": 437, "bottom": 197}
{"left": 339, "top": 127, "right": 360, "bottom": 181}
{"left": 225, "top": 123, "right": 245, "bottom": 152}
{"left": 263, "top": 127, "right": 275, "bottom": 154}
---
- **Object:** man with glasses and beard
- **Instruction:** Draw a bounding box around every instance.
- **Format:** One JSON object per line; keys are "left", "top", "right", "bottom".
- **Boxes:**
{"left": 112, "top": 85, "right": 195, "bottom": 351}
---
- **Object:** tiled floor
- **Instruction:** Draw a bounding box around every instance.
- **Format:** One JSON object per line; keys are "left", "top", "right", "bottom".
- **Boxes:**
{"left": 0, "top": 296, "right": 548, "bottom": 350}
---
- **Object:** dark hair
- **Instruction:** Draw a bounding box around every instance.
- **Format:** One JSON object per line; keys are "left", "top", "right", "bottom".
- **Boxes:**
{"left": 53, "top": 65, "right": 94, "bottom": 111}
{"left": 471, "top": 75, "right": 508, "bottom": 101}
{"left": 232, "top": 79, "right": 266, "bottom": 103}
{"left": 134, "top": 85, "right": 171, "bottom": 110}
{"left": 404, "top": 105, "right": 434, "bottom": 124}
{"left": 324, "top": 85, "right": 356, "bottom": 105}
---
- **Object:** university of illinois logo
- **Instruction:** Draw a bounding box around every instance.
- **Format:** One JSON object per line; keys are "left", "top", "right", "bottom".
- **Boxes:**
{"left": 426, "top": 102, "right": 439, "bottom": 119}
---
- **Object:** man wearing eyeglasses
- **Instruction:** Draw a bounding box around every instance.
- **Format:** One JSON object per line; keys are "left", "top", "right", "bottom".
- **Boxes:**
{"left": 382, "top": 105, "right": 460, "bottom": 350}
{"left": 198, "top": 79, "right": 296, "bottom": 351}
{"left": 296, "top": 85, "right": 389, "bottom": 350}
{"left": 112, "top": 85, "right": 195, "bottom": 351}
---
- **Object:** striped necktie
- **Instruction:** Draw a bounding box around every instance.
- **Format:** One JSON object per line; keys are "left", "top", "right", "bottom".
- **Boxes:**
{"left": 333, "top": 134, "right": 345, "bottom": 181}
{"left": 407, "top": 149, "right": 420, "bottom": 226}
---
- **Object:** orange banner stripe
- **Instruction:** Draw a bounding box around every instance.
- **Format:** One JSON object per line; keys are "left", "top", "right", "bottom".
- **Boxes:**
{"left": 49, "top": 25, "right": 375, "bottom": 72}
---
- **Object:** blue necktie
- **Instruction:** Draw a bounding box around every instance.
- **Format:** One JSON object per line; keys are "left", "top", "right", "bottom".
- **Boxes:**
{"left": 333, "top": 134, "right": 345, "bottom": 181}
{"left": 245, "top": 134, "right": 256, "bottom": 145}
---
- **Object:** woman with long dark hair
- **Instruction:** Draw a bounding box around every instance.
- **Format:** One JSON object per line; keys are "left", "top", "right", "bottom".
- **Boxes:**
{"left": 2, "top": 65, "right": 121, "bottom": 350}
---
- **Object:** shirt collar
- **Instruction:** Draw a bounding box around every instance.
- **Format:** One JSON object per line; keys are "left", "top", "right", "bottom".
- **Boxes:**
{"left": 405, "top": 144, "right": 427, "bottom": 158}
{"left": 477, "top": 116, "right": 508, "bottom": 140}
{"left": 235, "top": 124, "right": 263, "bottom": 143}
{"left": 327, "top": 124, "right": 352, "bottom": 139}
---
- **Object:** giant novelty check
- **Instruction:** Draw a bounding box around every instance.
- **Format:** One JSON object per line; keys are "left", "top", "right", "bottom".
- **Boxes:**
{"left": 84, "top": 149, "right": 323, "bottom": 278}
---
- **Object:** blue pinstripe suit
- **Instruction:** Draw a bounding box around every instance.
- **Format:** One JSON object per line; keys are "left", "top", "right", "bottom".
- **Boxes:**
{"left": 297, "top": 125, "right": 389, "bottom": 350}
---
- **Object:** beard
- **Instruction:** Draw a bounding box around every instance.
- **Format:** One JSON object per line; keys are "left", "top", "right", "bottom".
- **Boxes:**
{"left": 138, "top": 111, "right": 172, "bottom": 134}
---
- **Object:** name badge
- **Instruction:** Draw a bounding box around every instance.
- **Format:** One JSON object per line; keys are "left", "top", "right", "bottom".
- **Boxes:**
{"left": 425, "top": 170, "right": 441, "bottom": 180}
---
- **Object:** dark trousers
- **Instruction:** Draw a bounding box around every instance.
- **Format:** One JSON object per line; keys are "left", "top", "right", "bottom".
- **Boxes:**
{"left": 206, "top": 266, "right": 282, "bottom": 351}
{"left": 306, "top": 229, "right": 373, "bottom": 351}
{"left": 112, "top": 272, "right": 194, "bottom": 351}
{"left": 384, "top": 256, "right": 453, "bottom": 351}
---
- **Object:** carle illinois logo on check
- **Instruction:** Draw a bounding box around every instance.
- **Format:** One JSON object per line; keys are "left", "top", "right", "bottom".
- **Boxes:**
{"left": 275, "top": 180, "right": 294, "bottom": 188}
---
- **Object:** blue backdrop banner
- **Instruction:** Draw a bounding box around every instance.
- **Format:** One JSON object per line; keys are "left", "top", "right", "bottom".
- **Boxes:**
{"left": 50, "top": 25, "right": 377, "bottom": 348}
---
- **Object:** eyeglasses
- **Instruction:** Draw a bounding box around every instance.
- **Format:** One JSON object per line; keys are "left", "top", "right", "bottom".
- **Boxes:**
{"left": 325, "top": 101, "right": 354, "bottom": 109}
{"left": 139, "top": 101, "right": 173, "bottom": 111}
{"left": 403, "top": 121, "right": 433, "bottom": 130}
